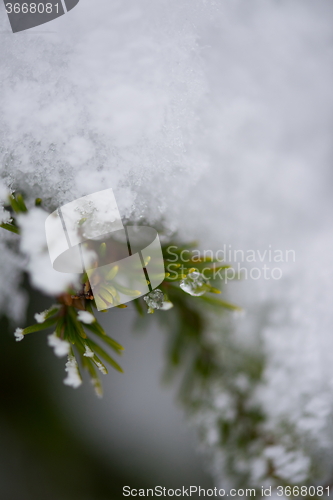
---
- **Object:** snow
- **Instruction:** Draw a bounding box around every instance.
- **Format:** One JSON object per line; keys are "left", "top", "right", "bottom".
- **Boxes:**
{"left": 95, "top": 361, "right": 107, "bottom": 375}
{"left": 83, "top": 345, "right": 94, "bottom": 358}
{"left": 17, "top": 208, "right": 80, "bottom": 295}
{"left": 264, "top": 446, "right": 310, "bottom": 484}
{"left": 14, "top": 328, "right": 24, "bottom": 342}
{"left": 77, "top": 310, "right": 95, "bottom": 325}
{"left": 63, "top": 353, "right": 82, "bottom": 388}
{"left": 34, "top": 311, "right": 47, "bottom": 323}
{"left": 47, "top": 333, "right": 70, "bottom": 358}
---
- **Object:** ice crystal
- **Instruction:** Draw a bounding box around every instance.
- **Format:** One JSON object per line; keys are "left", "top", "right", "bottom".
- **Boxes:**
{"left": 64, "top": 354, "right": 82, "bottom": 388}
{"left": 34, "top": 311, "right": 47, "bottom": 324}
{"left": 144, "top": 289, "right": 164, "bottom": 313}
{"left": 14, "top": 328, "right": 24, "bottom": 342}
{"left": 180, "top": 271, "right": 208, "bottom": 297}
{"left": 160, "top": 301, "right": 174, "bottom": 311}
{"left": 96, "top": 361, "right": 107, "bottom": 375}
{"left": 47, "top": 333, "right": 70, "bottom": 358}
{"left": 83, "top": 345, "right": 95, "bottom": 358}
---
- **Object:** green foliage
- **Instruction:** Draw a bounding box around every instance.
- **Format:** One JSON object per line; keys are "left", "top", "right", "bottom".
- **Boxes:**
{"left": 22, "top": 302, "right": 125, "bottom": 396}
{"left": 1, "top": 194, "right": 240, "bottom": 398}
{"left": 1, "top": 193, "right": 322, "bottom": 490}
{"left": 0, "top": 192, "right": 30, "bottom": 235}
{"left": 0, "top": 222, "right": 20, "bottom": 234}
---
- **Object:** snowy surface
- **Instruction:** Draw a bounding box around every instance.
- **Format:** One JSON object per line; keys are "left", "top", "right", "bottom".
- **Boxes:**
{"left": 1, "top": 0, "right": 333, "bottom": 486}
